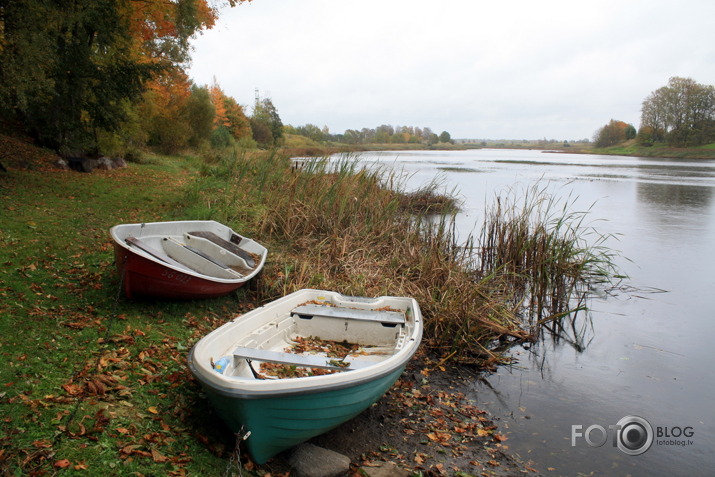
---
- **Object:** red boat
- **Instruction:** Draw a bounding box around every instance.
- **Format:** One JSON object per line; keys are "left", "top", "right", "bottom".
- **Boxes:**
{"left": 110, "top": 220, "right": 267, "bottom": 299}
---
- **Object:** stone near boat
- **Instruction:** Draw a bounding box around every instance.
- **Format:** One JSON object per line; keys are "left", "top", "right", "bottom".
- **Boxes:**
{"left": 288, "top": 443, "right": 351, "bottom": 477}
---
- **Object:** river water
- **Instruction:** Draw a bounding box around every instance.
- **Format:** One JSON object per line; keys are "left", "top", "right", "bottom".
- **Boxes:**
{"left": 355, "top": 149, "right": 715, "bottom": 476}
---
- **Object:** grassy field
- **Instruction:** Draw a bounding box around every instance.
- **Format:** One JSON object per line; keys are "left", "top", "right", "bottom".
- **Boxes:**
{"left": 0, "top": 138, "right": 620, "bottom": 475}
{"left": 0, "top": 152, "right": 251, "bottom": 475}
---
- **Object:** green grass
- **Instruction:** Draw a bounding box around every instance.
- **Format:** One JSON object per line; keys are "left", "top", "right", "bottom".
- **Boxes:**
{"left": 0, "top": 156, "right": 245, "bottom": 475}
{"left": 586, "top": 142, "right": 715, "bottom": 159}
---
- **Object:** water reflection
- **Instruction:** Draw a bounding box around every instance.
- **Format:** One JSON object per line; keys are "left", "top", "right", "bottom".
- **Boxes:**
{"left": 636, "top": 182, "right": 713, "bottom": 210}
{"left": 537, "top": 305, "right": 595, "bottom": 354}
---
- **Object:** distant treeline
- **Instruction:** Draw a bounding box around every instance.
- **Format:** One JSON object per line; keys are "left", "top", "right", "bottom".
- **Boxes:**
{"left": 595, "top": 77, "right": 715, "bottom": 148}
{"left": 286, "top": 124, "right": 453, "bottom": 145}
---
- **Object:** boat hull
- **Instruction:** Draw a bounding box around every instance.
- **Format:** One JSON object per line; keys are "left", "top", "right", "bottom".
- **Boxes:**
{"left": 197, "top": 365, "right": 405, "bottom": 464}
{"left": 113, "top": 244, "right": 248, "bottom": 300}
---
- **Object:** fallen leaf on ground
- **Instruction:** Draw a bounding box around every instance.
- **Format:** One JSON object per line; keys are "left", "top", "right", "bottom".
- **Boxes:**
{"left": 54, "top": 459, "right": 71, "bottom": 468}
{"left": 151, "top": 448, "right": 168, "bottom": 463}
{"left": 493, "top": 433, "right": 508, "bottom": 442}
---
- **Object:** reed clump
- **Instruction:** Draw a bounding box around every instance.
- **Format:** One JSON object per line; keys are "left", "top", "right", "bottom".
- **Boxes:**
{"left": 189, "top": 150, "right": 621, "bottom": 364}
{"left": 477, "top": 183, "right": 622, "bottom": 330}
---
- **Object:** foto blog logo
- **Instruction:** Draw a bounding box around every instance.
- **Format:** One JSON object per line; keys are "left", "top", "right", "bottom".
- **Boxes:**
{"left": 571, "top": 415, "right": 695, "bottom": 456}
{"left": 571, "top": 415, "right": 654, "bottom": 456}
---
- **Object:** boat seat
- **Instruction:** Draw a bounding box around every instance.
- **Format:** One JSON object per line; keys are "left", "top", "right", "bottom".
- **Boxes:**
{"left": 291, "top": 304, "right": 405, "bottom": 325}
{"left": 162, "top": 237, "right": 243, "bottom": 279}
{"left": 187, "top": 231, "right": 256, "bottom": 268}
{"left": 181, "top": 241, "right": 231, "bottom": 269}
{"left": 232, "top": 346, "right": 374, "bottom": 371}
{"left": 125, "top": 237, "right": 192, "bottom": 272}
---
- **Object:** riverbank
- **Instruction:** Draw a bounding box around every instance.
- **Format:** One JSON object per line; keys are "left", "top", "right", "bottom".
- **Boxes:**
{"left": 582, "top": 142, "right": 715, "bottom": 159}
{"left": 503, "top": 141, "right": 715, "bottom": 160}
{"left": 280, "top": 134, "right": 715, "bottom": 160}
{"left": 0, "top": 138, "right": 539, "bottom": 476}
{"left": 280, "top": 133, "right": 468, "bottom": 158}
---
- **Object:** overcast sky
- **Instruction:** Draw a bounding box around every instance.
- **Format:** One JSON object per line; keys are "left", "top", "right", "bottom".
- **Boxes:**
{"left": 188, "top": 0, "right": 715, "bottom": 140}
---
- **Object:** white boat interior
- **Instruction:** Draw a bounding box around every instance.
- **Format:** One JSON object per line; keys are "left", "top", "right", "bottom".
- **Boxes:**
{"left": 111, "top": 221, "right": 265, "bottom": 280}
{"left": 199, "top": 291, "right": 421, "bottom": 382}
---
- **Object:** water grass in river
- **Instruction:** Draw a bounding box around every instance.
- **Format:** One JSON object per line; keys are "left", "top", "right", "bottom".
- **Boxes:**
{"left": 477, "top": 182, "right": 624, "bottom": 342}
{"left": 190, "top": 151, "right": 623, "bottom": 363}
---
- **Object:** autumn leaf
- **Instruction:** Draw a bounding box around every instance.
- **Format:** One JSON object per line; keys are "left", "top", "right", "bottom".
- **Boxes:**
{"left": 147, "top": 406, "right": 159, "bottom": 414}
{"left": 426, "top": 431, "right": 451, "bottom": 445}
{"left": 151, "top": 448, "right": 168, "bottom": 463}
{"left": 493, "top": 433, "right": 508, "bottom": 442}
{"left": 54, "top": 459, "right": 72, "bottom": 468}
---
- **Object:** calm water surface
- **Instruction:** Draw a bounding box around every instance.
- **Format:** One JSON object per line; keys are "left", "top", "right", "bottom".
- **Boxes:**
{"left": 356, "top": 149, "right": 715, "bottom": 477}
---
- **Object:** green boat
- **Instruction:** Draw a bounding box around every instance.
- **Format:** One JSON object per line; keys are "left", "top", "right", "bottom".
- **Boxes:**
{"left": 187, "top": 289, "right": 423, "bottom": 464}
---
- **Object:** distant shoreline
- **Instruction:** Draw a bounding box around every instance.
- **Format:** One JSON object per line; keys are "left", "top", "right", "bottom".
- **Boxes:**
{"left": 281, "top": 141, "right": 715, "bottom": 160}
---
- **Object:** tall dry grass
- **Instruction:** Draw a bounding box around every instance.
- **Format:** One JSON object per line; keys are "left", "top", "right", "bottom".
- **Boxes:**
{"left": 477, "top": 183, "right": 623, "bottom": 327}
{"left": 187, "top": 150, "right": 621, "bottom": 364}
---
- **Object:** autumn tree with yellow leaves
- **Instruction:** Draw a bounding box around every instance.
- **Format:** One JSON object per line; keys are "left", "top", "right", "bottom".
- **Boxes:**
{"left": 0, "top": 0, "right": 251, "bottom": 155}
